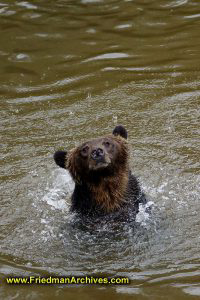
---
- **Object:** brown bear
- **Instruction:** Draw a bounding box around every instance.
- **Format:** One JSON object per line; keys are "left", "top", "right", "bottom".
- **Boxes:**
{"left": 54, "top": 125, "right": 146, "bottom": 220}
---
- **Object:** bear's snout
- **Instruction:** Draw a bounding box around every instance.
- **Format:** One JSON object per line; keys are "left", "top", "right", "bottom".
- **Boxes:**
{"left": 91, "top": 147, "right": 104, "bottom": 161}
{"left": 88, "top": 144, "right": 111, "bottom": 171}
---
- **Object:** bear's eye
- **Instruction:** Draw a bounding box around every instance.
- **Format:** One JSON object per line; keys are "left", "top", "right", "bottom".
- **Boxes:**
{"left": 104, "top": 141, "right": 110, "bottom": 147}
{"left": 81, "top": 146, "right": 89, "bottom": 157}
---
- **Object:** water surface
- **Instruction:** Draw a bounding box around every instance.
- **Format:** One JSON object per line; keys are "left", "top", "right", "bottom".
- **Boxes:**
{"left": 0, "top": 0, "right": 200, "bottom": 299}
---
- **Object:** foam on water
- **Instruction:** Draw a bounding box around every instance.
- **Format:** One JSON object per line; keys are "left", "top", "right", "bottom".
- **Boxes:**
{"left": 42, "top": 169, "right": 74, "bottom": 211}
{"left": 136, "top": 201, "right": 155, "bottom": 228}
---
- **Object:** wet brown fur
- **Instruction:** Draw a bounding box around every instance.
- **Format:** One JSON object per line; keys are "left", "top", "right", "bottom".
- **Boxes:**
{"left": 66, "top": 135, "right": 129, "bottom": 213}
{"left": 89, "top": 170, "right": 129, "bottom": 212}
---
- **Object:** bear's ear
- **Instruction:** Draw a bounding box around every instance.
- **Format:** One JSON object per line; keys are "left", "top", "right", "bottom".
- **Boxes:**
{"left": 54, "top": 151, "right": 67, "bottom": 169}
{"left": 112, "top": 125, "right": 128, "bottom": 139}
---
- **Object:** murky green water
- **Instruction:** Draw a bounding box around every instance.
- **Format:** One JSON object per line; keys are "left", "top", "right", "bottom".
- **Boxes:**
{"left": 1, "top": 0, "right": 200, "bottom": 299}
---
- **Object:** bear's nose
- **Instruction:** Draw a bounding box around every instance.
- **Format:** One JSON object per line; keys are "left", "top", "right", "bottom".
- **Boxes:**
{"left": 91, "top": 148, "right": 104, "bottom": 160}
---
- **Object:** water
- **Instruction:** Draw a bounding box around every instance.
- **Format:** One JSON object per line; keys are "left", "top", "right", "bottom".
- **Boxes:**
{"left": 0, "top": 0, "right": 200, "bottom": 299}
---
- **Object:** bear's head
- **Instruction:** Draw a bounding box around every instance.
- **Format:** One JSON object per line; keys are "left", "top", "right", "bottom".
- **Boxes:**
{"left": 54, "top": 125, "right": 128, "bottom": 184}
